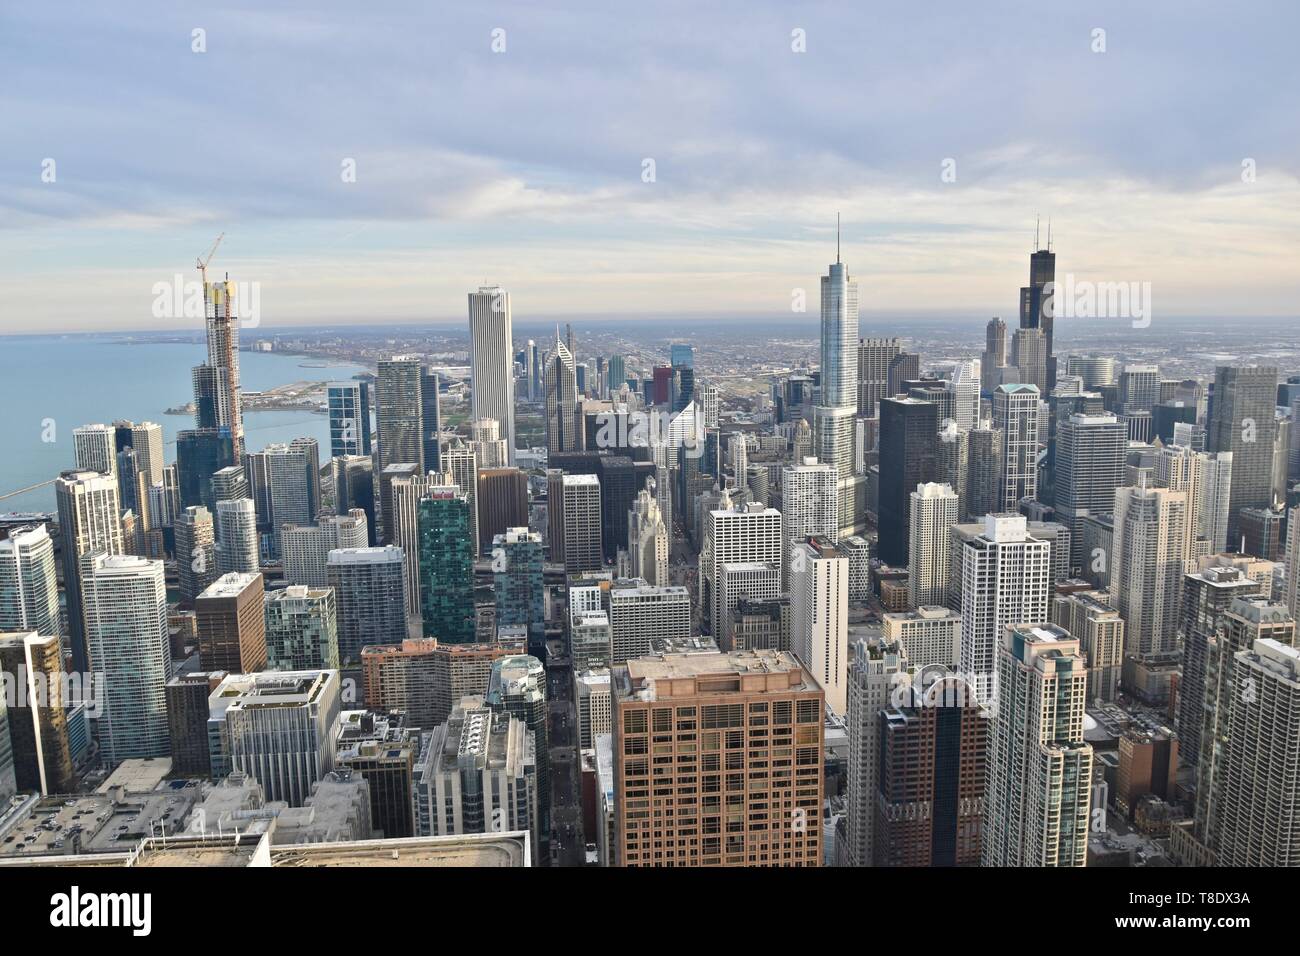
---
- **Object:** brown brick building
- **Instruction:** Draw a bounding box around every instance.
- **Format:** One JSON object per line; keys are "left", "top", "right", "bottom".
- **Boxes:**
{"left": 195, "top": 572, "right": 266, "bottom": 673}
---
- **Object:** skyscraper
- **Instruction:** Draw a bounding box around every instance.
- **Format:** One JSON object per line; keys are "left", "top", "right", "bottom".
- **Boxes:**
{"left": 559, "top": 474, "right": 603, "bottom": 573}
{"left": 1017, "top": 236, "right": 1057, "bottom": 388}
{"left": 376, "top": 354, "right": 425, "bottom": 480}
{"left": 327, "top": 546, "right": 408, "bottom": 663}
{"left": 700, "top": 491, "right": 783, "bottom": 636}
{"left": 981, "top": 317, "right": 1007, "bottom": 395}
{"left": 73, "top": 423, "right": 117, "bottom": 477}
{"left": 0, "top": 632, "right": 76, "bottom": 794}
{"left": 781, "top": 457, "right": 839, "bottom": 551}
{"left": 55, "top": 469, "right": 124, "bottom": 672}
{"left": 908, "top": 482, "right": 959, "bottom": 608}
{"left": 195, "top": 571, "right": 267, "bottom": 673}
{"left": 544, "top": 331, "right": 579, "bottom": 454}
{"left": 281, "top": 510, "right": 370, "bottom": 587}
{"left": 1207, "top": 365, "right": 1279, "bottom": 544}
{"left": 611, "top": 649, "right": 824, "bottom": 867}
{"left": 468, "top": 286, "right": 517, "bottom": 462}
{"left": 1053, "top": 412, "right": 1126, "bottom": 569}
{"left": 258, "top": 439, "right": 322, "bottom": 555}
{"left": 175, "top": 505, "right": 217, "bottom": 606}
{"left": 877, "top": 397, "right": 938, "bottom": 567}
{"left": 493, "top": 528, "right": 546, "bottom": 655}
{"left": 993, "top": 383, "right": 1039, "bottom": 512}
{"left": 80, "top": 552, "right": 171, "bottom": 765}
{"left": 790, "top": 536, "right": 849, "bottom": 714}
{"left": 858, "top": 337, "right": 901, "bottom": 417}
{"left": 418, "top": 491, "right": 477, "bottom": 644}
{"left": 0, "top": 524, "right": 61, "bottom": 638}
{"left": 1051, "top": 589, "right": 1125, "bottom": 703}
{"left": 1110, "top": 483, "right": 1188, "bottom": 658}
{"left": 264, "top": 584, "right": 339, "bottom": 671}
{"left": 215, "top": 498, "right": 259, "bottom": 574}
{"left": 486, "top": 654, "right": 550, "bottom": 844}
{"left": 627, "top": 486, "right": 668, "bottom": 586}
{"left": 983, "top": 623, "right": 1092, "bottom": 867}
{"left": 201, "top": 273, "right": 246, "bottom": 458}
{"left": 327, "top": 381, "right": 373, "bottom": 457}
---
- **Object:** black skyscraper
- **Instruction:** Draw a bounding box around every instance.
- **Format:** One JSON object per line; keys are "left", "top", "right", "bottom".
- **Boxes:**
{"left": 877, "top": 396, "right": 938, "bottom": 567}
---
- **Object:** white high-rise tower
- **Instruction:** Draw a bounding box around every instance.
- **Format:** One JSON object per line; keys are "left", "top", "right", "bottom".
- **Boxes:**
{"left": 468, "top": 286, "right": 517, "bottom": 463}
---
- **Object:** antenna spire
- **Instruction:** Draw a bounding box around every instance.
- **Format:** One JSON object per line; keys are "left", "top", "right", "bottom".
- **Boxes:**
{"left": 1047, "top": 218, "right": 1052, "bottom": 252}
{"left": 836, "top": 213, "right": 841, "bottom": 264}
{"left": 1034, "top": 215, "right": 1040, "bottom": 252}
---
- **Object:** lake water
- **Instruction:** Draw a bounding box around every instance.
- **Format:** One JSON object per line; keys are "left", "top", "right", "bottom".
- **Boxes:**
{"left": 0, "top": 335, "right": 368, "bottom": 513}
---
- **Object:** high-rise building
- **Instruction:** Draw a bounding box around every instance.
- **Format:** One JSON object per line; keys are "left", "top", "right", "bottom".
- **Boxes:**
{"left": 1053, "top": 413, "right": 1126, "bottom": 569}
{"left": 215, "top": 498, "right": 259, "bottom": 574}
{"left": 493, "top": 528, "right": 545, "bottom": 654}
{"left": 908, "top": 482, "right": 959, "bottom": 608}
{"left": 414, "top": 696, "right": 539, "bottom": 861}
{"left": 421, "top": 367, "right": 443, "bottom": 476}
{"left": 559, "top": 474, "right": 603, "bottom": 573}
{"left": 281, "top": 510, "right": 370, "bottom": 588}
{"left": 1153, "top": 444, "right": 1234, "bottom": 565}
{"left": 442, "top": 439, "right": 480, "bottom": 558}
{"left": 486, "top": 654, "right": 550, "bottom": 841}
{"left": 175, "top": 505, "right": 218, "bottom": 606}
{"left": 1051, "top": 589, "right": 1125, "bottom": 703}
{"left": 335, "top": 709, "right": 419, "bottom": 839}
{"left": 965, "top": 423, "right": 1003, "bottom": 521}
{"left": 1285, "top": 504, "right": 1300, "bottom": 621}
{"left": 877, "top": 397, "right": 938, "bottom": 567}
{"left": 264, "top": 585, "right": 339, "bottom": 671}
{"left": 790, "top": 536, "right": 849, "bottom": 714}
{"left": 327, "top": 381, "right": 373, "bottom": 458}
{"left": 875, "top": 668, "right": 986, "bottom": 866}
{"left": 209, "top": 670, "right": 342, "bottom": 807}
{"left": 953, "top": 514, "right": 1052, "bottom": 703}
{"left": 812, "top": 241, "right": 859, "bottom": 479}
{"left": 1207, "top": 365, "right": 1279, "bottom": 543}
{"left": 80, "top": 553, "right": 171, "bottom": 765}
{"left": 258, "top": 439, "right": 322, "bottom": 555}
{"left": 327, "top": 546, "right": 408, "bottom": 663}
{"left": 200, "top": 273, "right": 246, "bottom": 458}
{"left": 843, "top": 637, "right": 907, "bottom": 867}
{"left": 993, "top": 383, "right": 1040, "bottom": 512}
{"left": 612, "top": 649, "right": 824, "bottom": 866}
{"left": 468, "top": 286, "right": 517, "bottom": 462}
{"left": 73, "top": 423, "right": 117, "bottom": 477}
{"left": 1111, "top": 483, "right": 1188, "bottom": 658}
{"left": 165, "top": 670, "right": 226, "bottom": 776}
{"left": 195, "top": 572, "right": 267, "bottom": 673}
{"left": 417, "top": 490, "right": 477, "bottom": 644}
{"left": 0, "top": 632, "right": 76, "bottom": 794}
{"left": 0, "top": 524, "right": 61, "bottom": 638}
{"left": 627, "top": 486, "right": 669, "bottom": 586}
{"left": 360, "top": 638, "right": 438, "bottom": 729}
{"left": 700, "top": 491, "right": 783, "bottom": 636}
{"left": 477, "top": 467, "right": 528, "bottom": 553}
{"left": 981, "top": 318, "right": 1007, "bottom": 395}
{"left": 55, "top": 469, "right": 124, "bottom": 672}
{"left": 544, "top": 331, "right": 579, "bottom": 454}
{"left": 881, "top": 606, "right": 961, "bottom": 670}
{"left": 1017, "top": 239, "right": 1057, "bottom": 387}
{"left": 608, "top": 581, "right": 692, "bottom": 663}
{"left": 983, "top": 623, "right": 1092, "bottom": 867}
{"left": 781, "top": 457, "right": 839, "bottom": 550}
{"left": 376, "top": 355, "right": 426, "bottom": 481}
{"left": 857, "top": 337, "right": 901, "bottom": 416}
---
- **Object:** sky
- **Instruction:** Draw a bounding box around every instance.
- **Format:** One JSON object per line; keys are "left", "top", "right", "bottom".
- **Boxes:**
{"left": 2, "top": 1, "right": 1298, "bottom": 333}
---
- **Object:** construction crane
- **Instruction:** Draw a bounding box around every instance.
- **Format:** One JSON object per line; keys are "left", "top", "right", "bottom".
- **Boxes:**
{"left": 196, "top": 232, "right": 224, "bottom": 286}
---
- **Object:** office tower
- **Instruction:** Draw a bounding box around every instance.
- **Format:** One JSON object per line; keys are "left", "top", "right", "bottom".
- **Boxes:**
{"left": 417, "top": 491, "right": 477, "bottom": 644}
{"left": 263, "top": 585, "right": 338, "bottom": 672}
{"left": 875, "top": 668, "right": 986, "bottom": 866}
{"left": 327, "top": 546, "right": 408, "bottom": 663}
{"left": 954, "top": 514, "right": 1052, "bottom": 703}
{"left": 605, "top": 353, "right": 625, "bottom": 397}
{"left": 420, "top": 367, "right": 443, "bottom": 475}
{"left": 215, "top": 498, "right": 259, "bottom": 574}
{"left": 210, "top": 670, "right": 342, "bottom": 806}
{"left": 467, "top": 286, "right": 517, "bottom": 461}
{"left": 211, "top": 463, "right": 249, "bottom": 504}
{"left": 1208, "top": 366, "right": 1279, "bottom": 543}
{"left": 1239, "top": 505, "right": 1284, "bottom": 560}
{"left": 947, "top": 359, "right": 981, "bottom": 430}
{"left": 887, "top": 351, "right": 920, "bottom": 399}
{"left": 73, "top": 423, "right": 116, "bottom": 477}
{"left": 813, "top": 240, "right": 859, "bottom": 479}
{"left": 981, "top": 318, "right": 1007, "bottom": 395}
{"left": 1065, "top": 355, "right": 1117, "bottom": 389}
{"left": 125, "top": 421, "right": 164, "bottom": 487}
{"left": 467, "top": 418, "right": 508, "bottom": 469}
{"left": 838, "top": 637, "right": 908, "bottom": 868}
{"left": 575, "top": 668, "right": 613, "bottom": 749}
{"left": 376, "top": 355, "right": 425, "bottom": 483}
{"left": 1119, "top": 364, "right": 1160, "bottom": 416}
{"left": 1153, "top": 444, "right": 1232, "bottom": 565}
{"left": 608, "top": 582, "right": 692, "bottom": 663}
{"left": 281, "top": 510, "right": 370, "bottom": 587}
{"left": 1010, "top": 328, "right": 1048, "bottom": 392}
{"left": 571, "top": 610, "right": 612, "bottom": 669}
{"left": 80, "top": 553, "right": 170, "bottom": 765}
{"left": 782, "top": 457, "right": 839, "bottom": 550}
{"left": 1286, "top": 504, "right": 1300, "bottom": 620}
{"left": 415, "top": 697, "right": 539, "bottom": 859}
{"left": 1053, "top": 413, "right": 1126, "bottom": 569}
{"left": 175, "top": 505, "right": 217, "bottom": 606}
{"left": 55, "top": 470, "right": 124, "bottom": 671}
{"left": 612, "top": 649, "right": 823, "bottom": 866}
{"left": 386, "top": 471, "right": 431, "bottom": 618}
{"left": 696, "top": 380, "right": 720, "bottom": 428}
{"left": 877, "top": 397, "right": 939, "bottom": 567}
{"left": 993, "top": 383, "right": 1039, "bottom": 512}
{"left": 1189, "top": 597, "right": 1296, "bottom": 862}
{"left": 0, "top": 524, "right": 61, "bottom": 638}
{"left": 442, "top": 440, "right": 480, "bottom": 558}
{"left": 717, "top": 562, "right": 781, "bottom": 640}
{"left": 485, "top": 655, "right": 550, "bottom": 839}
{"left": 195, "top": 572, "right": 267, "bottom": 673}
{"left": 627, "top": 486, "right": 668, "bottom": 586}
{"left": 857, "top": 337, "right": 901, "bottom": 416}
{"left": 176, "top": 427, "right": 236, "bottom": 511}
{"left": 1110, "top": 484, "right": 1187, "bottom": 657}
{"left": 1018, "top": 237, "right": 1057, "bottom": 387}
{"left": 983, "top": 623, "right": 1092, "bottom": 867}
{"left": 332, "top": 709, "right": 418, "bottom": 838}
{"left": 700, "top": 491, "right": 783, "bottom": 636}
{"left": 361, "top": 638, "right": 437, "bottom": 729}
{"left": 1177, "top": 562, "right": 1264, "bottom": 764}
{"left": 493, "top": 528, "right": 545, "bottom": 654}
{"left": 909, "top": 482, "right": 959, "bottom": 608}
{"left": 327, "top": 381, "right": 373, "bottom": 457}
{"left": 166, "top": 671, "right": 225, "bottom": 775}
{"left": 261, "top": 439, "right": 322, "bottom": 554}
{"left": 0, "top": 632, "right": 76, "bottom": 794}
{"left": 478, "top": 467, "right": 529, "bottom": 553}
{"left": 1051, "top": 589, "right": 1125, "bottom": 703}
{"left": 965, "top": 424, "right": 1002, "bottom": 520}
{"left": 333, "top": 455, "right": 377, "bottom": 543}
{"left": 559, "top": 474, "right": 603, "bottom": 573}
{"left": 882, "top": 606, "right": 962, "bottom": 670}
{"left": 790, "top": 537, "right": 849, "bottom": 714}
{"left": 544, "top": 331, "right": 579, "bottom": 454}
{"left": 200, "top": 273, "right": 245, "bottom": 457}
{"left": 725, "top": 597, "right": 791, "bottom": 653}
{"left": 1209, "top": 638, "right": 1300, "bottom": 865}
